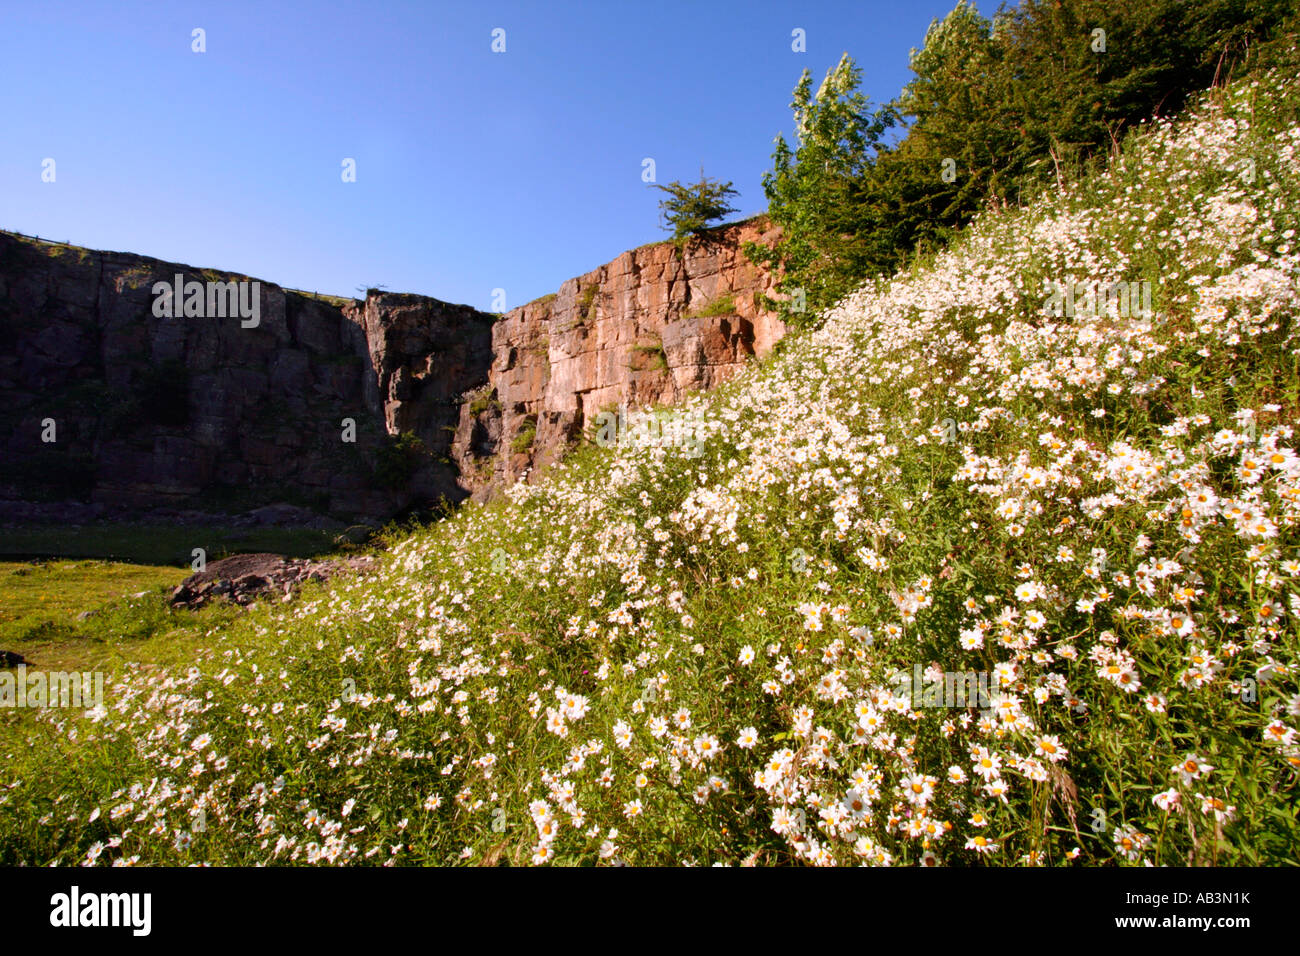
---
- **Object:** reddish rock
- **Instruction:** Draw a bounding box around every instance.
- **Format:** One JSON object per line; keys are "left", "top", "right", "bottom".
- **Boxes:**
{"left": 452, "top": 217, "right": 784, "bottom": 498}
{"left": 1, "top": 217, "right": 782, "bottom": 520}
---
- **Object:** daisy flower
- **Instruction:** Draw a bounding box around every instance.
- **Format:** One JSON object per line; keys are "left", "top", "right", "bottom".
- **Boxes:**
{"left": 964, "top": 835, "right": 998, "bottom": 854}
{"left": 1173, "top": 754, "right": 1213, "bottom": 785}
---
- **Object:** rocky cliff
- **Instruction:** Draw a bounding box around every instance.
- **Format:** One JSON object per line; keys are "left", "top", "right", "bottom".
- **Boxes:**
{"left": 0, "top": 218, "right": 781, "bottom": 524}
{"left": 451, "top": 217, "right": 784, "bottom": 498}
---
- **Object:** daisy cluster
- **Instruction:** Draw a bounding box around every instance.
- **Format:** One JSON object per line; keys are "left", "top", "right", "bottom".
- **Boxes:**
{"left": 4, "top": 66, "right": 1298, "bottom": 867}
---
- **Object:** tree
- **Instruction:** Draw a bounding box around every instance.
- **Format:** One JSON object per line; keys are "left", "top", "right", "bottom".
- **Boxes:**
{"left": 652, "top": 170, "right": 739, "bottom": 248}
{"left": 746, "top": 53, "right": 896, "bottom": 328}
{"left": 901, "top": 0, "right": 1297, "bottom": 210}
{"left": 749, "top": 1, "right": 1296, "bottom": 331}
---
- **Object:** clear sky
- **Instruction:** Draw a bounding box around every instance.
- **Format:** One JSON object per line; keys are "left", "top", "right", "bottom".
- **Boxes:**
{"left": 1, "top": 0, "right": 963, "bottom": 311}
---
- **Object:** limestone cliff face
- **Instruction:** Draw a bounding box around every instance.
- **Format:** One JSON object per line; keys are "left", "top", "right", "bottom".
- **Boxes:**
{"left": 451, "top": 216, "right": 784, "bottom": 498}
{"left": 0, "top": 233, "right": 490, "bottom": 520}
{"left": 0, "top": 218, "right": 781, "bottom": 522}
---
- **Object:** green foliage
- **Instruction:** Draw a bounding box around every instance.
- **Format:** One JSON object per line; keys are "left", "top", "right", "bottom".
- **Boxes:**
{"left": 510, "top": 417, "right": 537, "bottom": 454}
{"left": 577, "top": 283, "right": 599, "bottom": 320}
{"left": 891, "top": 0, "right": 1297, "bottom": 240}
{"left": 509, "top": 416, "right": 535, "bottom": 455}
{"left": 652, "top": 170, "right": 740, "bottom": 248}
{"left": 747, "top": 53, "right": 897, "bottom": 329}
{"left": 751, "top": 1, "right": 1298, "bottom": 330}
{"left": 467, "top": 387, "right": 500, "bottom": 418}
{"left": 373, "top": 431, "right": 430, "bottom": 491}
{"left": 684, "top": 293, "right": 736, "bottom": 320}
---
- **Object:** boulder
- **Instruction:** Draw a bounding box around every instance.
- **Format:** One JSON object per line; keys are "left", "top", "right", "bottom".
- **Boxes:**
{"left": 169, "top": 551, "right": 376, "bottom": 609}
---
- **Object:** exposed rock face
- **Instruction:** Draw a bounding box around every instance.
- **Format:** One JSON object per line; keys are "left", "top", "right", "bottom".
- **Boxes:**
{"left": 0, "top": 233, "right": 491, "bottom": 520}
{"left": 0, "top": 218, "right": 781, "bottom": 521}
{"left": 451, "top": 217, "right": 784, "bottom": 497}
{"left": 168, "top": 552, "right": 378, "bottom": 608}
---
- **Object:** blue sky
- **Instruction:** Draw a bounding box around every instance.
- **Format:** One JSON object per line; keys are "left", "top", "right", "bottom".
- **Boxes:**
{"left": 1, "top": 0, "right": 963, "bottom": 310}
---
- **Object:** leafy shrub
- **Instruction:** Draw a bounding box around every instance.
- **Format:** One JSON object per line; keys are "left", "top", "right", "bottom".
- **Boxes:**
{"left": 373, "top": 431, "right": 430, "bottom": 490}
{"left": 684, "top": 293, "right": 736, "bottom": 320}
{"left": 510, "top": 417, "right": 537, "bottom": 454}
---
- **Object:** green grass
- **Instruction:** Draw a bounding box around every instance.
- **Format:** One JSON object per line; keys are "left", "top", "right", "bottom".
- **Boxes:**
{"left": 0, "top": 523, "right": 341, "bottom": 566}
{"left": 0, "top": 561, "right": 189, "bottom": 647}
{"left": 0, "top": 559, "right": 247, "bottom": 723}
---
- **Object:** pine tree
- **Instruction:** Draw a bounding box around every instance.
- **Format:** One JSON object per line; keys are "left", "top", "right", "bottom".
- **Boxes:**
{"left": 652, "top": 171, "right": 739, "bottom": 248}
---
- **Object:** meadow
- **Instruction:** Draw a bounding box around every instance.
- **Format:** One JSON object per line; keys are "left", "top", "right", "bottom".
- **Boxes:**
{"left": 2, "top": 66, "right": 1297, "bottom": 866}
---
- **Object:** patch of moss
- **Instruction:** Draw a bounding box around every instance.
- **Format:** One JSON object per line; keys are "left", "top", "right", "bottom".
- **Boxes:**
{"left": 683, "top": 293, "right": 736, "bottom": 320}
{"left": 577, "top": 283, "right": 599, "bottom": 320}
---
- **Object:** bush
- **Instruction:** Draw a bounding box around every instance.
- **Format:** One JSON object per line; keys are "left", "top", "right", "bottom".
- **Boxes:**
{"left": 372, "top": 431, "right": 429, "bottom": 490}
{"left": 510, "top": 418, "right": 537, "bottom": 454}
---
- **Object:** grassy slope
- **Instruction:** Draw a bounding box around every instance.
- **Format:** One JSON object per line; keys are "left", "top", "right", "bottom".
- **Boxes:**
{"left": 0, "top": 561, "right": 188, "bottom": 647}
{"left": 2, "top": 67, "right": 1299, "bottom": 867}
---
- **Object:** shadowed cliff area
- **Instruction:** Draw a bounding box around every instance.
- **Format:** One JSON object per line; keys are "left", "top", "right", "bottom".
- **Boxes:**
{"left": 0, "top": 218, "right": 781, "bottom": 544}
